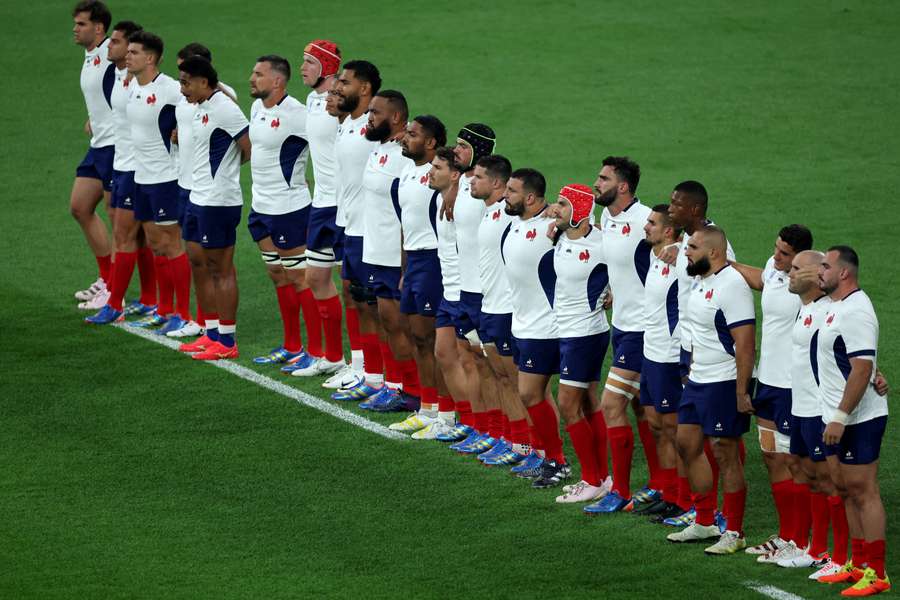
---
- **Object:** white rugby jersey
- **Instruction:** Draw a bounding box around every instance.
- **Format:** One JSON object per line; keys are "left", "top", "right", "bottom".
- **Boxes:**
{"left": 175, "top": 82, "right": 236, "bottom": 190}
{"left": 758, "top": 256, "right": 800, "bottom": 388}
{"left": 600, "top": 200, "right": 653, "bottom": 332}
{"left": 643, "top": 251, "right": 681, "bottom": 363}
{"left": 394, "top": 162, "right": 439, "bottom": 251}
{"left": 80, "top": 38, "right": 115, "bottom": 148}
{"left": 501, "top": 207, "right": 559, "bottom": 339}
{"left": 249, "top": 95, "right": 311, "bottom": 215}
{"left": 478, "top": 200, "right": 515, "bottom": 314}
{"left": 188, "top": 90, "right": 249, "bottom": 207}
{"left": 362, "top": 141, "right": 411, "bottom": 266}
{"left": 815, "top": 289, "right": 886, "bottom": 425}
{"left": 675, "top": 222, "right": 735, "bottom": 351}
{"left": 128, "top": 73, "right": 181, "bottom": 185}
{"left": 553, "top": 228, "right": 610, "bottom": 338}
{"left": 685, "top": 264, "right": 756, "bottom": 384}
{"left": 455, "top": 174, "right": 487, "bottom": 293}
{"left": 110, "top": 67, "right": 135, "bottom": 171}
{"left": 436, "top": 194, "right": 461, "bottom": 302}
{"left": 791, "top": 295, "right": 831, "bottom": 418}
{"left": 306, "top": 89, "right": 339, "bottom": 208}
{"left": 335, "top": 113, "right": 376, "bottom": 234}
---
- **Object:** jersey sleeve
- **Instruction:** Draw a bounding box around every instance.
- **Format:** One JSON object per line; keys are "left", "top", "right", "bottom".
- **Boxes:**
{"left": 761, "top": 256, "right": 775, "bottom": 288}
{"left": 720, "top": 277, "right": 756, "bottom": 328}
{"left": 839, "top": 303, "right": 878, "bottom": 361}
{"left": 223, "top": 101, "right": 249, "bottom": 140}
{"left": 288, "top": 102, "right": 308, "bottom": 138}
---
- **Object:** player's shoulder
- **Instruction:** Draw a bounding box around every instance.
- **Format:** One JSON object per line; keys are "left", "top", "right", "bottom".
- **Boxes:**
{"left": 632, "top": 199, "right": 653, "bottom": 220}
{"left": 841, "top": 289, "right": 876, "bottom": 315}
{"left": 280, "top": 94, "right": 306, "bottom": 112}
{"left": 219, "top": 81, "right": 238, "bottom": 101}
{"left": 718, "top": 264, "right": 752, "bottom": 291}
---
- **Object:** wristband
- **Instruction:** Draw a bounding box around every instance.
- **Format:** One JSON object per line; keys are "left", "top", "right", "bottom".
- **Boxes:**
{"left": 831, "top": 410, "right": 849, "bottom": 426}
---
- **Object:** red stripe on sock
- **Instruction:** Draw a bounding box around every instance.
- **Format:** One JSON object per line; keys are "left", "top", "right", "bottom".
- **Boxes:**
{"left": 694, "top": 490, "right": 716, "bottom": 526}
{"left": 456, "top": 400, "right": 473, "bottom": 427}
{"left": 437, "top": 394, "right": 455, "bottom": 413}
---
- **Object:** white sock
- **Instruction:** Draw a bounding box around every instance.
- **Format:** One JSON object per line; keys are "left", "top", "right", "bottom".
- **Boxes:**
{"left": 351, "top": 349, "right": 364, "bottom": 371}
{"left": 512, "top": 443, "right": 531, "bottom": 455}
{"left": 438, "top": 411, "right": 456, "bottom": 425}
{"left": 420, "top": 406, "right": 438, "bottom": 418}
{"left": 365, "top": 373, "right": 384, "bottom": 386}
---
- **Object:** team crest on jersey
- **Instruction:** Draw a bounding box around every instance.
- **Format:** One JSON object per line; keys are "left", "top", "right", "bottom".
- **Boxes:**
{"left": 492, "top": 210, "right": 500, "bottom": 221}
{"left": 661, "top": 265, "right": 670, "bottom": 276}
{"left": 270, "top": 118, "right": 280, "bottom": 129}
{"left": 579, "top": 249, "right": 590, "bottom": 262}
{"left": 360, "top": 127, "right": 367, "bottom": 136}
{"left": 93, "top": 55, "right": 101, "bottom": 66}
{"left": 420, "top": 174, "right": 428, "bottom": 184}
{"left": 378, "top": 154, "right": 388, "bottom": 166}
{"left": 146, "top": 94, "right": 157, "bottom": 105}
{"left": 826, "top": 313, "right": 835, "bottom": 325}
{"left": 123, "top": 78, "right": 130, "bottom": 88}
{"left": 525, "top": 229, "right": 537, "bottom": 241}
{"left": 803, "top": 314, "right": 813, "bottom": 327}
{"left": 622, "top": 223, "right": 631, "bottom": 235}
{"left": 704, "top": 289, "right": 713, "bottom": 300}
{"left": 201, "top": 114, "right": 209, "bottom": 125}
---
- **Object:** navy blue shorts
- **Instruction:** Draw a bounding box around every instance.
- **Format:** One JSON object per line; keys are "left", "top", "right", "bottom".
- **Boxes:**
{"left": 333, "top": 228, "right": 345, "bottom": 263}
{"left": 110, "top": 170, "right": 135, "bottom": 210}
{"left": 479, "top": 312, "right": 515, "bottom": 357}
{"left": 181, "top": 200, "right": 201, "bottom": 244}
{"left": 366, "top": 264, "right": 402, "bottom": 300}
{"left": 824, "top": 415, "right": 887, "bottom": 465}
{"left": 400, "top": 250, "right": 442, "bottom": 317}
{"left": 455, "top": 291, "right": 483, "bottom": 338}
{"left": 753, "top": 382, "right": 793, "bottom": 435}
{"left": 306, "top": 206, "right": 339, "bottom": 253}
{"left": 436, "top": 298, "right": 461, "bottom": 330}
{"left": 340, "top": 235, "right": 368, "bottom": 284}
{"left": 192, "top": 204, "right": 242, "bottom": 249}
{"left": 76, "top": 145, "right": 114, "bottom": 191}
{"left": 134, "top": 180, "right": 181, "bottom": 224}
{"left": 678, "top": 379, "right": 750, "bottom": 437}
{"left": 177, "top": 186, "right": 191, "bottom": 227}
{"left": 790, "top": 415, "right": 826, "bottom": 463}
{"left": 679, "top": 348, "right": 692, "bottom": 379}
{"left": 513, "top": 337, "right": 560, "bottom": 375}
{"left": 611, "top": 328, "right": 644, "bottom": 373}
{"left": 247, "top": 207, "right": 309, "bottom": 250}
{"left": 640, "top": 358, "right": 683, "bottom": 414}
{"left": 559, "top": 332, "right": 609, "bottom": 387}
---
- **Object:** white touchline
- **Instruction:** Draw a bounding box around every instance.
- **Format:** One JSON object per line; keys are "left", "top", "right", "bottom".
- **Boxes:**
{"left": 743, "top": 581, "right": 807, "bottom": 600}
{"left": 113, "top": 323, "right": 407, "bottom": 441}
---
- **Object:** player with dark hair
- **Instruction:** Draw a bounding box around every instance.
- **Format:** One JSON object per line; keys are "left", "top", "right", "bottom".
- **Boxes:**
{"left": 71, "top": 0, "right": 115, "bottom": 304}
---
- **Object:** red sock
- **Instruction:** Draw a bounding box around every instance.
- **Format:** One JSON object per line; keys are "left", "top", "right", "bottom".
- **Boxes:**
{"left": 195, "top": 307, "right": 207, "bottom": 328}
{"left": 420, "top": 386, "right": 438, "bottom": 409}
{"left": 398, "top": 359, "right": 421, "bottom": 397}
{"left": 360, "top": 333, "right": 383, "bottom": 376}
{"left": 866, "top": 540, "right": 886, "bottom": 579}
{"left": 771, "top": 479, "right": 795, "bottom": 542}
{"left": 456, "top": 400, "right": 473, "bottom": 426}
{"left": 275, "top": 285, "right": 302, "bottom": 353}
{"left": 169, "top": 253, "right": 192, "bottom": 320}
{"left": 317, "top": 296, "right": 344, "bottom": 362}
{"left": 588, "top": 410, "right": 609, "bottom": 480}
{"left": 437, "top": 394, "right": 455, "bottom": 413}
{"left": 108, "top": 251, "right": 137, "bottom": 311}
{"left": 486, "top": 409, "right": 503, "bottom": 439}
{"left": 637, "top": 419, "right": 662, "bottom": 490}
{"left": 345, "top": 306, "right": 362, "bottom": 350}
{"left": 526, "top": 399, "right": 564, "bottom": 463}
{"left": 502, "top": 414, "right": 510, "bottom": 439}
{"left": 703, "top": 440, "right": 720, "bottom": 506}
{"left": 474, "top": 411, "right": 489, "bottom": 434}
{"left": 677, "top": 476, "right": 692, "bottom": 511}
{"left": 851, "top": 537, "right": 867, "bottom": 568}
{"left": 566, "top": 418, "right": 601, "bottom": 486}
{"left": 379, "top": 341, "right": 401, "bottom": 386}
{"left": 723, "top": 488, "right": 747, "bottom": 535}
{"left": 96, "top": 254, "right": 112, "bottom": 282}
{"left": 809, "top": 492, "right": 831, "bottom": 557}
{"left": 607, "top": 425, "right": 635, "bottom": 498}
{"left": 297, "top": 288, "right": 323, "bottom": 358}
{"left": 508, "top": 418, "right": 529, "bottom": 445}
{"left": 660, "top": 467, "right": 679, "bottom": 504}
{"left": 694, "top": 490, "right": 716, "bottom": 526}
{"left": 793, "top": 482, "right": 812, "bottom": 549}
{"left": 137, "top": 246, "right": 156, "bottom": 306}
{"left": 529, "top": 424, "right": 544, "bottom": 451}
{"left": 154, "top": 255, "right": 174, "bottom": 315}
{"left": 829, "top": 495, "right": 849, "bottom": 565}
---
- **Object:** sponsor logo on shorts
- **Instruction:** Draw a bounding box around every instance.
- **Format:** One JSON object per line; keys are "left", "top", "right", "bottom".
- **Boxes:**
{"left": 525, "top": 358, "right": 533, "bottom": 367}
{"left": 278, "top": 235, "right": 285, "bottom": 243}
{"left": 158, "top": 208, "right": 165, "bottom": 215}
{"left": 562, "top": 366, "right": 568, "bottom": 374}
{"left": 814, "top": 446, "right": 822, "bottom": 455}
{"left": 202, "top": 235, "right": 208, "bottom": 243}
{"left": 782, "top": 420, "right": 790, "bottom": 429}
{"left": 424, "top": 302, "right": 431, "bottom": 310}
{"left": 661, "top": 398, "right": 669, "bottom": 407}
{"left": 618, "top": 354, "right": 626, "bottom": 363}
{"left": 715, "top": 422, "right": 723, "bottom": 432}
{"left": 845, "top": 450, "right": 853, "bottom": 459}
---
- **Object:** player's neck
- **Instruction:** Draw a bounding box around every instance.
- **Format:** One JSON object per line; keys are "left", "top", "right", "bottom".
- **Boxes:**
{"left": 652, "top": 238, "right": 676, "bottom": 256}
{"left": 350, "top": 98, "right": 369, "bottom": 120}
{"left": 702, "top": 259, "right": 728, "bottom": 278}
{"left": 86, "top": 34, "right": 104, "bottom": 52}
{"left": 685, "top": 217, "right": 706, "bottom": 235}
{"left": 830, "top": 280, "right": 859, "bottom": 301}
{"left": 801, "top": 289, "right": 826, "bottom": 305}
{"left": 564, "top": 222, "right": 591, "bottom": 240}
{"left": 414, "top": 153, "right": 433, "bottom": 167}
{"left": 136, "top": 67, "right": 159, "bottom": 86}
{"left": 607, "top": 194, "right": 635, "bottom": 217}
{"left": 521, "top": 201, "right": 547, "bottom": 220}
{"left": 484, "top": 191, "right": 504, "bottom": 207}
{"left": 263, "top": 89, "right": 287, "bottom": 109}
{"left": 313, "top": 75, "right": 335, "bottom": 94}
{"left": 113, "top": 58, "right": 126, "bottom": 70}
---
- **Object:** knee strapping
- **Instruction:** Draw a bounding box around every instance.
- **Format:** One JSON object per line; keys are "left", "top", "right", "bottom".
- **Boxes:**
{"left": 281, "top": 254, "right": 306, "bottom": 270}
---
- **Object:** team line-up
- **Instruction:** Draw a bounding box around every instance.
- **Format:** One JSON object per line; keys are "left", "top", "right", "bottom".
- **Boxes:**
{"left": 68, "top": 1, "right": 890, "bottom": 595}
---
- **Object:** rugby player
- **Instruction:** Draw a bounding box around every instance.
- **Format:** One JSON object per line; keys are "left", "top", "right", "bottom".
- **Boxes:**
{"left": 667, "top": 225, "right": 754, "bottom": 555}
{"left": 388, "top": 115, "right": 450, "bottom": 434}
{"left": 299, "top": 40, "right": 346, "bottom": 377}
{"left": 588, "top": 156, "right": 662, "bottom": 513}
{"left": 501, "top": 168, "right": 569, "bottom": 487}
{"left": 815, "top": 246, "right": 890, "bottom": 595}
{"left": 71, "top": 0, "right": 114, "bottom": 303}
{"left": 176, "top": 56, "right": 250, "bottom": 359}
{"left": 545, "top": 184, "right": 612, "bottom": 503}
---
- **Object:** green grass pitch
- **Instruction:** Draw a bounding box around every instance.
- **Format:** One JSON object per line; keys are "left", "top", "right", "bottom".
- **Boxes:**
{"left": 1, "top": 1, "right": 897, "bottom": 597}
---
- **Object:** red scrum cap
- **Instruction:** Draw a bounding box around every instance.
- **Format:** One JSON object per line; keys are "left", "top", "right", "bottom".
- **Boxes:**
{"left": 304, "top": 40, "right": 341, "bottom": 79}
{"left": 559, "top": 184, "right": 595, "bottom": 226}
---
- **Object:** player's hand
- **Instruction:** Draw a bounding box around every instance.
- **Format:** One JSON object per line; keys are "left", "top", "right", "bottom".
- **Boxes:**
{"left": 823, "top": 421, "right": 845, "bottom": 446}
{"left": 84, "top": 119, "right": 92, "bottom": 136}
{"left": 874, "top": 370, "right": 889, "bottom": 396}
{"left": 659, "top": 243, "right": 679, "bottom": 265}
{"left": 398, "top": 275, "right": 404, "bottom": 291}
{"left": 441, "top": 196, "right": 456, "bottom": 221}
{"left": 737, "top": 392, "right": 754, "bottom": 415}
{"left": 601, "top": 288, "right": 613, "bottom": 310}
{"left": 171, "top": 129, "right": 179, "bottom": 145}
{"left": 545, "top": 220, "right": 558, "bottom": 240}
{"left": 795, "top": 264, "right": 819, "bottom": 288}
